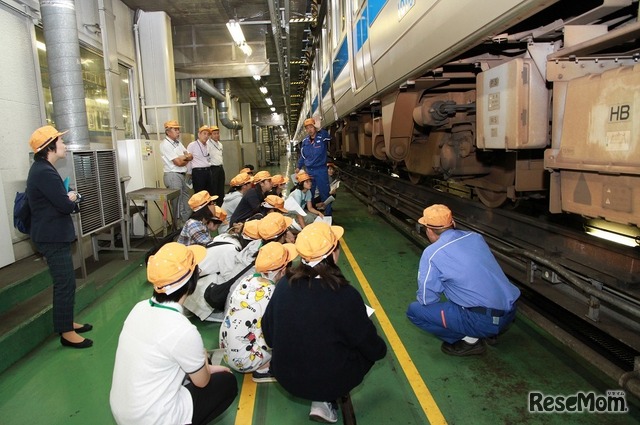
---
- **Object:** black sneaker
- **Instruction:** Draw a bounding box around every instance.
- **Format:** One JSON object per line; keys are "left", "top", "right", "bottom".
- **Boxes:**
{"left": 485, "top": 335, "right": 498, "bottom": 346}
{"left": 441, "top": 340, "right": 486, "bottom": 356}
{"left": 252, "top": 369, "right": 277, "bottom": 383}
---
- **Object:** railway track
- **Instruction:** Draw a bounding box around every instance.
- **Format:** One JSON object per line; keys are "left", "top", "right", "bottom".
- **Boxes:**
{"left": 339, "top": 162, "right": 640, "bottom": 399}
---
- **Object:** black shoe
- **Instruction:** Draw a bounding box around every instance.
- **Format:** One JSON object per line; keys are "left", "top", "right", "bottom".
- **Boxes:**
{"left": 441, "top": 340, "right": 485, "bottom": 356}
{"left": 74, "top": 323, "right": 93, "bottom": 334}
{"left": 60, "top": 336, "right": 93, "bottom": 349}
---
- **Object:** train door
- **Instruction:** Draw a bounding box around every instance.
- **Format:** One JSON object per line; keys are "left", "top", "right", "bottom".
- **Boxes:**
{"left": 348, "top": 0, "right": 374, "bottom": 93}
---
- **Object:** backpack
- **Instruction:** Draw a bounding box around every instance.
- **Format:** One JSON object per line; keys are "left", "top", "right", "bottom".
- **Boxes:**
{"left": 204, "top": 261, "right": 255, "bottom": 310}
{"left": 13, "top": 191, "right": 31, "bottom": 234}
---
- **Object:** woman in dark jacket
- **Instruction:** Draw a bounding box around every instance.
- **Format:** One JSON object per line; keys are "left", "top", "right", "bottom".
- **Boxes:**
{"left": 262, "top": 222, "right": 387, "bottom": 423}
{"left": 26, "top": 125, "right": 92, "bottom": 349}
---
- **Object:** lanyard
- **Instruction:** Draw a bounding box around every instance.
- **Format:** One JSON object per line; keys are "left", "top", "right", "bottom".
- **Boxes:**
{"left": 149, "top": 299, "right": 180, "bottom": 313}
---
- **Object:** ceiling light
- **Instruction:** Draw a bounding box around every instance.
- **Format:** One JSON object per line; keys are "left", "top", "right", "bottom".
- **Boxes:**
{"left": 253, "top": 74, "right": 261, "bottom": 81}
{"left": 265, "top": 97, "right": 273, "bottom": 106}
{"left": 226, "top": 20, "right": 252, "bottom": 56}
{"left": 36, "top": 41, "right": 46, "bottom": 51}
{"left": 270, "top": 107, "right": 276, "bottom": 112}
{"left": 260, "top": 86, "right": 268, "bottom": 94}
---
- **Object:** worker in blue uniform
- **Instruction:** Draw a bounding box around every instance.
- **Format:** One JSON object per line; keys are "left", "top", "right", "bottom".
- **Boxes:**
{"left": 296, "top": 117, "right": 332, "bottom": 216}
{"left": 406, "top": 204, "right": 520, "bottom": 356}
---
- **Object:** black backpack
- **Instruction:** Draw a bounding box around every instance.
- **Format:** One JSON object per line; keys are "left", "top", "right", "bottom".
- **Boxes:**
{"left": 204, "top": 261, "right": 255, "bottom": 310}
{"left": 13, "top": 191, "right": 31, "bottom": 234}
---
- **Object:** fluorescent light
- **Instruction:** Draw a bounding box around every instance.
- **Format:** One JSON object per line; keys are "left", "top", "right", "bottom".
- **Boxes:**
{"left": 226, "top": 20, "right": 245, "bottom": 44}
{"left": 239, "top": 42, "right": 252, "bottom": 56}
{"left": 270, "top": 107, "right": 276, "bottom": 112}
{"left": 265, "top": 97, "right": 273, "bottom": 106}
{"left": 585, "top": 226, "right": 638, "bottom": 247}
{"left": 253, "top": 74, "right": 261, "bottom": 80}
{"left": 260, "top": 86, "right": 268, "bottom": 94}
{"left": 227, "top": 20, "right": 252, "bottom": 56}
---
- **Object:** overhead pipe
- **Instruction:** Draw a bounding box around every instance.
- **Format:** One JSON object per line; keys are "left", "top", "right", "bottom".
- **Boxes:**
{"left": 40, "top": 0, "right": 90, "bottom": 150}
{"left": 195, "top": 79, "right": 242, "bottom": 130}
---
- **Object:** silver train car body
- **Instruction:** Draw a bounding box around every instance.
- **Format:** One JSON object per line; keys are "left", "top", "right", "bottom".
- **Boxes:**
{"left": 295, "top": 0, "right": 640, "bottom": 231}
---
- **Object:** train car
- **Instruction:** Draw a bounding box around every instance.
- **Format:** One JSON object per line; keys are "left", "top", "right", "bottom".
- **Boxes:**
{"left": 297, "top": 0, "right": 640, "bottom": 238}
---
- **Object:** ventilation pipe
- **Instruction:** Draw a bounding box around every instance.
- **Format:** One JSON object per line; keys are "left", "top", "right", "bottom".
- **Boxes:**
{"left": 40, "top": 0, "right": 90, "bottom": 150}
{"left": 195, "top": 79, "right": 242, "bottom": 130}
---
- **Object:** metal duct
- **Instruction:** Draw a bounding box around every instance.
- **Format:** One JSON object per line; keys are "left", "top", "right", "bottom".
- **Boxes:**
{"left": 195, "top": 79, "right": 242, "bottom": 130}
{"left": 40, "top": 0, "right": 90, "bottom": 150}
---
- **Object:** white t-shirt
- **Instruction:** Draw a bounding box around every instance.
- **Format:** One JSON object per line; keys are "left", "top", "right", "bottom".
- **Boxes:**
{"left": 160, "top": 137, "right": 188, "bottom": 173}
{"left": 209, "top": 139, "right": 224, "bottom": 166}
{"left": 110, "top": 299, "right": 206, "bottom": 425}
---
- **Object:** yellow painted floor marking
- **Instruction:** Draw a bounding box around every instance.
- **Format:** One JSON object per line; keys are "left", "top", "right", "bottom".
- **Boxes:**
{"left": 235, "top": 373, "right": 258, "bottom": 425}
{"left": 341, "top": 238, "right": 448, "bottom": 425}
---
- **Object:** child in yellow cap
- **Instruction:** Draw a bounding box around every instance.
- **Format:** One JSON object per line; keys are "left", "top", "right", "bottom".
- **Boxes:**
{"left": 261, "top": 223, "right": 387, "bottom": 423}
{"left": 177, "top": 191, "right": 227, "bottom": 246}
{"left": 220, "top": 242, "right": 298, "bottom": 383}
{"left": 110, "top": 243, "right": 237, "bottom": 425}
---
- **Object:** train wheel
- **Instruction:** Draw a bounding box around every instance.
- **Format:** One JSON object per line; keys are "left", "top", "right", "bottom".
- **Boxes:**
{"left": 476, "top": 188, "right": 507, "bottom": 208}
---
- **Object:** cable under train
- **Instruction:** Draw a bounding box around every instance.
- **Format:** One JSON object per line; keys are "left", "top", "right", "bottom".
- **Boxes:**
{"left": 295, "top": 0, "right": 640, "bottom": 245}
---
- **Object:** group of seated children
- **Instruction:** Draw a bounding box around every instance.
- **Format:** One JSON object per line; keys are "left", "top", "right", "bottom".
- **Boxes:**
{"left": 110, "top": 163, "right": 383, "bottom": 425}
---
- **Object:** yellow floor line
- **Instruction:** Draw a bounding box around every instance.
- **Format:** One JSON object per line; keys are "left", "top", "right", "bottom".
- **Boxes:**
{"left": 234, "top": 373, "right": 258, "bottom": 425}
{"left": 341, "top": 238, "right": 448, "bottom": 425}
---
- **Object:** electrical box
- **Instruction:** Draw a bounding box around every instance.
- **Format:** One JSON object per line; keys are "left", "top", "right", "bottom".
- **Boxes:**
{"left": 477, "top": 58, "right": 549, "bottom": 149}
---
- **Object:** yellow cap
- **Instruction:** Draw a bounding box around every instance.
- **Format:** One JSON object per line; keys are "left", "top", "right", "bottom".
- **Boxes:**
{"left": 255, "top": 242, "right": 298, "bottom": 273}
{"left": 303, "top": 118, "right": 315, "bottom": 127}
{"left": 29, "top": 125, "right": 68, "bottom": 153}
{"left": 296, "top": 171, "right": 312, "bottom": 183}
{"left": 147, "top": 243, "right": 206, "bottom": 294}
{"left": 418, "top": 204, "right": 453, "bottom": 229}
{"left": 209, "top": 125, "right": 219, "bottom": 131}
{"left": 262, "top": 195, "right": 288, "bottom": 213}
{"left": 210, "top": 205, "right": 228, "bottom": 224}
{"left": 258, "top": 213, "right": 293, "bottom": 240}
{"left": 230, "top": 172, "right": 253, "bottom": 187}
{"left": 198, "top": 125, "right": 210, "bottom": 133}
{"left": 188, "top": 191, "right": 218, "bottom": 212}
{"left": 295, "top": 222, "right": 344, "bottom": 263}
{"left": 271, "top": 174, "right": 289, "bottom": 185}
{"left": 164, "top": 120, "right": 181, "bottom": 129}
{"left": 252, "top": 170, "right": 272, "bottom": 183}
{"left": 242, "top": 220, "right": 261, "bottom": 240}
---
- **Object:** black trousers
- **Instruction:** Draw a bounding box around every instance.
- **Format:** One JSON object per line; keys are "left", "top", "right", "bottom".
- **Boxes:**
{"left": 185, "top": 371, "right": 238, "bottom": 425}
{"left": 35, "top": 241, "right": 76, "bottom": 334}
{"left": 192, "top": 167, "right": 215, "bottom": 197}
{"left": 210, "top": 165, "right": 225, "bottom": 206}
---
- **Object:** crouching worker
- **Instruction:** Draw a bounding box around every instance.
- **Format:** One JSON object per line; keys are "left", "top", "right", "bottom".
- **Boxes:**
{"left": 220, "top": 241, "right": 298, "bottom": 383}
{"left": 262, "top": 222, "right": 387, "bottom": 423}
{"left": 406, "top": 204, "right": 520, "bottom": 356}
{"left": 110, "top": 243, "right": 237, "bottom": 425}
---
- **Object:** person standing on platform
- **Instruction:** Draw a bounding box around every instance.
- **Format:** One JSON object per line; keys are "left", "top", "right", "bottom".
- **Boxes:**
{"left": 160, "top": 120, "right": 193, "bottom": 225}
{"left": 187, "top": 125, "right": 215, "bottom": 196}
{"left": 406, "top": 204, "right": 520, "bottom": 356}
{"left": 110, "top": 243, "right": 237, "bottom": 425}
{"left": 26, "top": 125, "right": 93, "bottom": 349}
{"left": 296, "top": 117, "right": 332, "bottom": 216}
{"left": 208, "top": 125, "right": 225, "bottom": 205}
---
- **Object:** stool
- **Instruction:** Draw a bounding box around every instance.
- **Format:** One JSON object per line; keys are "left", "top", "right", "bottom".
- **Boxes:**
{"left": 338, "top": 394, "right": 356, "bottom": 425}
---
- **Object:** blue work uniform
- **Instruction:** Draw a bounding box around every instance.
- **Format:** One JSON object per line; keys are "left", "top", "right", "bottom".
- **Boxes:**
{"left": 406, "top": 229, "right": 520, "bottom": 344}
{"left": 297, "top": 128, "right": 332, "bottom": 215}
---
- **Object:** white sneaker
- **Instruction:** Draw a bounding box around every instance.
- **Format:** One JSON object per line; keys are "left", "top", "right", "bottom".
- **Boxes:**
{"left": 309, "top": 401, "right": 338, "bottom": 423}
